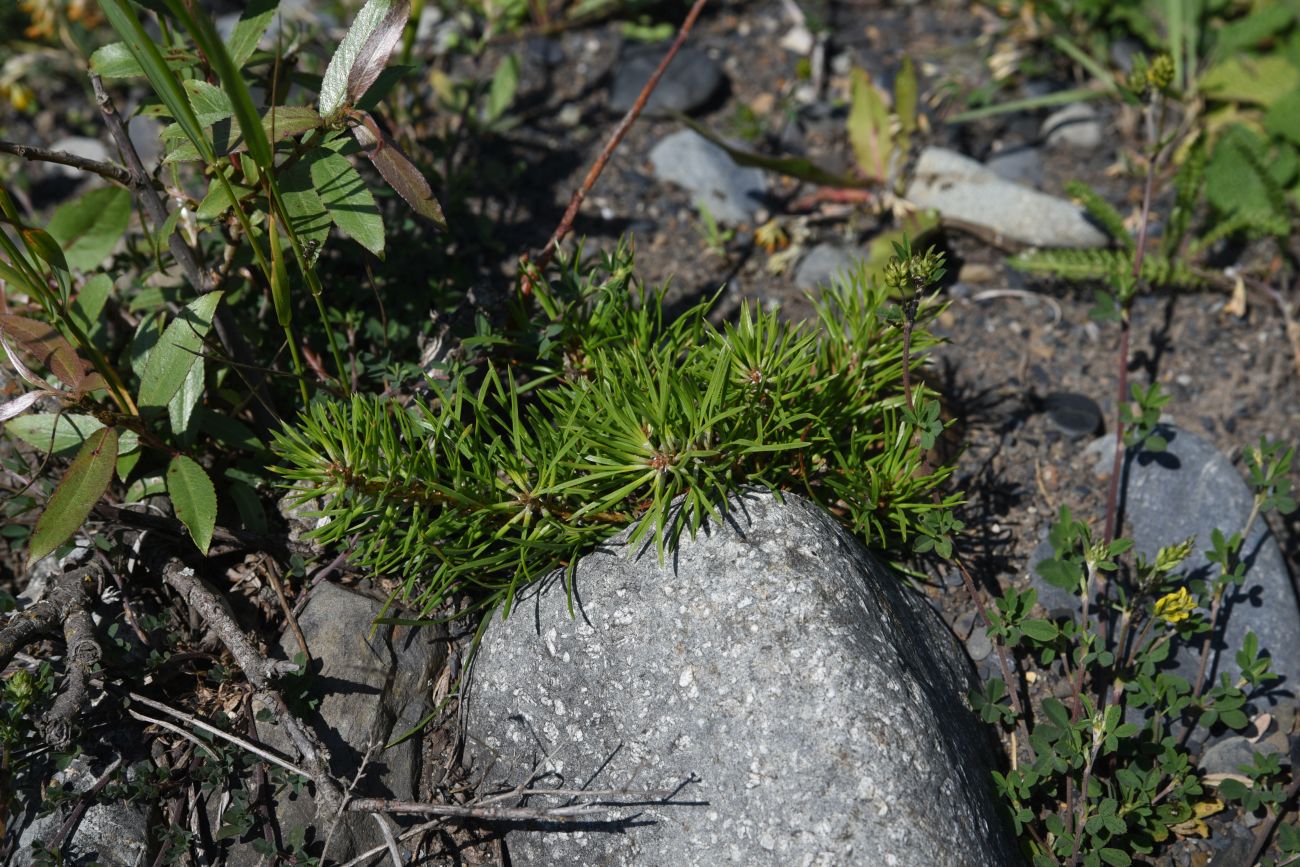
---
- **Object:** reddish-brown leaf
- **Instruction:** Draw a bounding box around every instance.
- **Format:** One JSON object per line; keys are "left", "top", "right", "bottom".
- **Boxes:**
{"left": 351, "top": 117, "right": 447, "bottom": 229}
{"left": 0, "top": 314, "right": 102, "bottom": 393}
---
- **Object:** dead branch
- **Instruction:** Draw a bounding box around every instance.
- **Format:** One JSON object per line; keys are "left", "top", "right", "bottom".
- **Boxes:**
{"left": 0, "top": 140, "right": 134, "bottom": 186}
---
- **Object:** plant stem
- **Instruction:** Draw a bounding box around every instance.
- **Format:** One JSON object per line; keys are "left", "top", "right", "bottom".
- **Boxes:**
{"left": 523, "top": 0, "right": 710, "bottom": 287}
{"left": 0, "top": 140, "right": 134, "bottom": 186}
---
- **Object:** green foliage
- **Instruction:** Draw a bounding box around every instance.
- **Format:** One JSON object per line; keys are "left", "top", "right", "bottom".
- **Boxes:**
{"left": 1010, "top": 246, "right": 1206, "bottom": 290}
{"left": 271, "top": 241, "right": 960, "bottom": 618}
{"left": 980, "top": 435, "right": 1296, "bottom": 865}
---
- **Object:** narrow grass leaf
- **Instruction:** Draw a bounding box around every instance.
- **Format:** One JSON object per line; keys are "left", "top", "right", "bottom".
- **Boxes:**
{"left": 138, "top": 292, "right": 223, "bottom": 409}
{"left": 99, "top": 0, "right": 214, "bottom": 163}
{"left": 674, "top": 114, "right": 870, "bottom": 188}
{"left": 167, "top": 454, "right": 217, "bottom": 554}
{"left": 310, "top": 150, "right": 384, "bottom": 255}
{"left": 28, "top": 426, "right": 118, "bottom": 564}
{"left": 45, "top": 187, "right": 132, "bottom": 271}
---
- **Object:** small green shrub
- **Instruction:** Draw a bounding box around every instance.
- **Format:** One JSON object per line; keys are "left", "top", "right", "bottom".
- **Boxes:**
{"left": 271, "top": 240, "right": 961, "bottom": 618}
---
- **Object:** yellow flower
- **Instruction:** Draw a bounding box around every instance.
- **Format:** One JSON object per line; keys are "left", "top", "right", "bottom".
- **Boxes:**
{"left": 1154, "top": 586, "right": 1196, "bottom": 624}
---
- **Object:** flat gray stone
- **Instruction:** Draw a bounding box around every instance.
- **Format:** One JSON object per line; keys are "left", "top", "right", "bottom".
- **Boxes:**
{"left": 466, "top": 491, "right": 1022, "bottom": 866}
{"left": 1199, "top": 735, "right": 1282, "bottom": 776}
{"left": 649, "top": 130, "right": 767, "bottom": 225}
{"left": 985, "top": 146, "right": 1045, "bottom": 187}
{"left": 1032, "top": 426, "right": 1300, "bottom": 716}
{"left": 1042, "top": 103, "right": 1103, "bottom": 150}
{"left": 13, "top": 755, "right": 151, "bottom": 866}
{"left": 906, "top": 147, "right": 1108, "bottom": 248}
{"left": 240, "top": 582, "right": 443, "bottom": 863}
{"left": 794, "top": 243, "right": 859, "bottom": 291}
{"left": 1125, "top": 427, "right": 1300, "bottom": 713}
{"left": 609, "top": 44, "right": 724, "bottom": 115}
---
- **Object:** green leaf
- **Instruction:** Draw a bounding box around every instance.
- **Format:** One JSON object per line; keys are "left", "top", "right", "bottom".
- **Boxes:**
{"left": 1200, "top": 55, "right": 1300, "bottom": 107}
{"left": 21, "top": 227, "right": 70, "bottom": 276}
{"left": 168, "top": 357, "right": 204, "bottom": 437}
{"left": 1265, "top": 86, "right": 1300, "bottom": 146}
{"left": 182, "top": 79, "right": 234, "bottom": 126}
{"left": 196, "top": 172, "right": 254, "bottom": 221}
{"left": 280, "top": 159, "right": 331, "bottom": 266}
{"left": 45, "top": 187, "right": 132, "bottom": 271}
{"left": 319, "top": 0, "right": 412, "bottom": 120}
{"left": 69, "top": 274, "right": 113, "bottom": 334}
{"left": 848, "top": 67, "right": 892, "bottom": 181}
{"left": 483, "top": 53, "right": 519, "bottom": 123}
{"left": 28, "top": 427, "right": 118, "bottom": 564}
{"left": 6, "top": 413, "right": 106, "bottom": 455}
{"left": 167, "top": 454, "right": 217, "bottom": 554}
{"left": 138, "top": 292, "right": 223, "bottom": 409}
{"left": 225, "top": 0, "right": 277, "bottom": 67}
{"left": 99, "top": 0, "right": 215, "bottom": 165}
{"left": 89, "top": 41, "right": 197, "bottom": 78}
{"left": 1020, "top": 619, "right": 1059, "bottom": 643}
{"left": 310, "top": 151, "right": 384, "bottom": 255}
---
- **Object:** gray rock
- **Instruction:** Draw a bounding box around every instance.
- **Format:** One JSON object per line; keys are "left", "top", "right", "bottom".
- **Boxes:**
{"left": 609, "top": 44, "right": 724, "bottom": 115}
{"left": 649, "top": 130, "right": 767, "bottom": 225}
{"left": 241, "top": 582, "right": 444, "bottom": 863}
{"left": 13, "top": 756, "right": 152, "bottom": 866}
{"left": 1044, "top": 391, "right": 1102, "bottom": 439}
{"left": 466, "top": 491, "right": 1022, "bottom": 866}
{"left": 906, "top": 147, "right": 1108, "bottom": 248}
{"left": 985, "top": 145, "right": 1045, "bottom": 187}
{"left": 1033, "top": 426, "right": 1300, "bottom": 716}
{"left": 793, "top": 243, "right": 858, "bottom": 290}
{"left": 48, "top": 137, "right": 109, "bottom": 178}
{"left": 1042, "top": 103, "right": 1103, "bottom": 150}
{"left": 126, "top": 114, "right": 163, "bottom": 167}
{"left": 1199, "top": 735, "right": 1282, "bottom": 776}
{"left": 967, "top": 625, "right": 994, "bottom": 662}
{"left": 1125, "top": 426, "right": 1300, "bottom": 714}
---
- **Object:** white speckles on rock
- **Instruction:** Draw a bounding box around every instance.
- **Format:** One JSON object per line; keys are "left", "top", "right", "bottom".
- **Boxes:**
{"left": 467, "top": 491, "right": 1021, "bottom": 865}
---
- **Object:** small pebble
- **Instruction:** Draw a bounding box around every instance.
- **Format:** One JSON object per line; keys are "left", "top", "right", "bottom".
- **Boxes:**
{"left": 966, "top": 626, "right": 993, "bottom": 662}
{"left": 1044, "top": 391, "right": 1102, "bottom": 439}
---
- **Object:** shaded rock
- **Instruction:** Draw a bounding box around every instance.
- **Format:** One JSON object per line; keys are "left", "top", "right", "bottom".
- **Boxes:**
{"left": 1033, "top": 426, "right": 1300, "bottom": 717}
{"left": 13, "top": 755, "right": 152, "bottom": 866}
{"left": 609, "top": 44, "right": 724, "bottom": 115}
{"left": 126, "top": 113, "right": 164, "bottom": 167}
{"left": 985, "top": 145, "right": 1045, "bottom": 187}
{"left": 1125, "top": 426, "right": 1300, "bottom": 714}
{"left": 48, "top": 136, "right": 109, "bottom": 178}
{"left": 649, "top": 130, "right": 766, "bottom": 225}
{"left": 466, "top": 491, "right": 1022, "bottom": 866}
{"left": 1199, "top": 735, "right": 1283, "bottom": 776}
{"left": 236, "top": 582, "right": 444, "bottom": 863}
{"left": 906, "top": 147, "right": 1108, "bottom": 248}
{"left": 1042, "top": 103, "right": 1103, "bottom": 150}
{"left": 1044, "top": 391, "right": 1102, "bottom": 439}
{"left": 793, "top": 243, "right": 858, "bottom": 290}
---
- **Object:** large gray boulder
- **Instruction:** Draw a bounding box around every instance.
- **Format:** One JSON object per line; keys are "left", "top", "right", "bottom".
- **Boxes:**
{"left": 466, "top": 491, "right": 1022, "bottom": 866}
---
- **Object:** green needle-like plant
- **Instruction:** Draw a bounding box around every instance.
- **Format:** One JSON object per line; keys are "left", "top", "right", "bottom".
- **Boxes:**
{"left": 271, "top": 240, "right": 961, "bottom": 620}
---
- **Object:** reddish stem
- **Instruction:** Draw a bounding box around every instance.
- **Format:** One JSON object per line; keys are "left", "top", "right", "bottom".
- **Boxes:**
{"left": 522, "top": 0, "right": 710, "bottom": 291}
